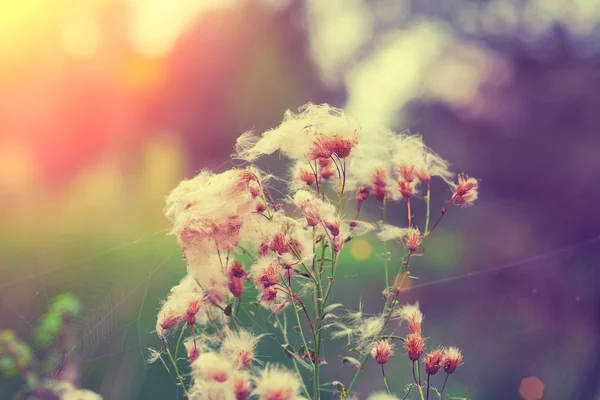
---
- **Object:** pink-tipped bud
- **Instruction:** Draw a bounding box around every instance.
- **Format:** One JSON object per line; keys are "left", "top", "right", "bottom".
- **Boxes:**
{"left": 318, "top": 157, "right": 331, "bottom": 168}
{"left": 228, "top": 277, "right": 244, "bottom": 298}
{"left": 399, "top": 164, "right": 415, "bottom": 182}
{"left": 188, "top": 347, "right": 200, "bottom": 363}
{"left": 259, "top": 263, "right": 279, "bottom": 289}
{"left": 404, "top": 333, "right": 425, "bottom": 361}
{"left": 372, "top": 184, "right": 387, "bottom": 202}
{"left": 229, "top": 261, "right": 248, "bottom": 278}
{"left": 300, "top": 170, "right": 316, "bottom": 186}
{"left": 415, "top": 169, "right": 430, "bottom": 183}
{"left": 398, "top": 180, "right": 413, "bottom": 199}
{"left": 270, "top": 232, "right": 290, "bottom": 255}
{"left": 256, "top": 202, "right": 267, "bottom": 213}
{"left": 442, "top": 346, "right": 462, "bottom": 374}
{"left": 405, "top": 228, "right": 421, "bottom": 252}
{"left": 258, "top": 242, "right": 270, "bottom": 257}
{"left": 160, "top": 315, "right": 179, "bottom": 332}
{"left": 260, "top": 287, "right": 278, "bottom": 304}
{"left": 372, "top": 169, "right": 387, "bottom": 188}
{"left": 321, "top": 165, "right": 335, "bottom": 180}
{"left": 451, "top": 173, "right": 478, "bottom": 207}
{"left": 325, "top": 220, "right": 340, "bottom": 237}
{"left": 349, "top": 220, "right": 358, "bottom": 228}
{"left": 371, "top": 340, "right": 394, "bottom": 365}
{"left": 356, "top": 186, "right": 370, "bottom": 202}
{"left": 424, "top": 348, "right": 443, "bottom": 375}
{"left": 234, "top": 374, "right": 250, "bottom": 400}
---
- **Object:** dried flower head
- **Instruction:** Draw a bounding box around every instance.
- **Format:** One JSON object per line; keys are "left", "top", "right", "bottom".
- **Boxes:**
{"left": 405, "top": 228, "right": 421, "bottom": 252}
{"left": 234, "top": 371, "right": 251, "bottom": 400}
{"left": 442, "top": 346, "right": 463, "bottom": 374}
{"left": 234, "top": 103, "right": 360, "bottom": 162}
{"left": 221, "top": 329, "right": 261, "bottom": 369}
{"left": 192, "top": 352, "right": 234, "bottom": 383}
{"left": 252, "top": 365, "right": 305, "bottom": 400}
{"left": 371, "top": 339, "right": 394, "bottom": 365}
{"left": 394, "top": 302, "right": 423, "bottom": 335}
{"left": 451, "top": 173, "right": 479, "bottom": 207}
{"left": 424, "top": 347, "right": 444, "bottom": 375}
{"left": 367, "top": 393, "right": 400, "bottom": 400}
{"left": 404, "top": 333, "right": 425, "bottom": 361}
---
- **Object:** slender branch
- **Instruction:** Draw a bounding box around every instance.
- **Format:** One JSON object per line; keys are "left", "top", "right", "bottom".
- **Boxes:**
{"left": 161, "top": 336, "right": 189, "bottom": 396}
{"left": 382, "top": 197, "right": 389, "bottom": 288}
{"left": 424, "top": 181, "right": 431, "bottom": 233}
{"left": 439, "top": 373, "right": 450, "bottom": 397}
{"left": 381, "top": 364, "right": 392, "bottom": 395}
{"left": 426, "top": 374, "right": 431, "bottom": 400}
{"left": 275, "top": 314, "right": 311, "bottom": 398}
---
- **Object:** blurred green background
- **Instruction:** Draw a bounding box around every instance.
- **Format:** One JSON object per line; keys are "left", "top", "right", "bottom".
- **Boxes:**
{"left": 2, "top": 0, "right": 600, "bottom": 399}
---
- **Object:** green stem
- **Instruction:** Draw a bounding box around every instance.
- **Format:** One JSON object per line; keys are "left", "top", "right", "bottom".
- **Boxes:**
{"left": 162, "top": 336, "right": 189, "bottom": 396}
{"left": 439, "top": 373, "right": 450, "bottom": 398}
{"left": 275, "top": 314, "right": 311, "bottom": 398}
{"left": 174, "top": 324, "right": 187, "bottom": 361}
{"left": 347, "top": 252, "right": 411, "bottom": 395}
{"left": 381, "top": 364, "right": 392, "bottom": 395}
{"left": 382, "top": 197, "right": 389, "bottom": 288}
{"left": 424, "top": 181, "right": 431, "bottom": 233}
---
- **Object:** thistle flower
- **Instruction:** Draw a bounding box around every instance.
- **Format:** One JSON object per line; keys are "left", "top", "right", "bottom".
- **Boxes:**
{"left": 192, "top": 352, "right": 234, "bottom": 383}
{"left": 391, "top": 133, "right": 453, "bottom": 185}
{"left": 371, "top": 339, "right": 394, "bottom": 365}
{"left": 233, "top": 371, "right": 252, "bottom": 400}
{"left": 252, "top": 365, "right": 305, "bottom": 400}
{"left": 53, "top": 382, "right": 103, "bottom": 400}
{"left": 394, "top": 302, "right": 423, "bottom": 335}
{"left": 405, "top": 228, "right": 421, "bottom": 252}
{"left": 234, "top": 103, "right": 360, "bottom": 162}
{"left": 377, "top": 224, "right": 411, "bottom": 242}
{"left": 292, "top": 190, "right": 338, "bottom": 228}
{"left": 251, "top": 256, "right": 281, "bottom": 289}
{"left": 356, "top": 316, "right": 385, "bottom": 347}
{"left": 367, "top": 393, "right": 400, "bottom": 400}
{"left": 403, "top": 333, "right": 425, "bottom": 361}
{"left": 442, "top": 346, "right": 463, "bottom": 374}
{"left": 424, "top": 347, "right": 444, "bottom": 375}
{"left": 346, "top": 128, "right": 399, "bottom": 200}
{"left": 165, "top": 169, "right": 261, "bottom": 250}
{"left": 156, "top": 275, "right": 209, "bottom": 336}
{"left": 221, "top": 329, "right": 261, "bottom": 369}
{"left": 451, "top": 173, "right": 478, "bottom": 207}
{"left": 320, "top": 165, "right": 335, "bottom": 180}
{"left": 289, "top": 161, "right": 316, "bottom": 191}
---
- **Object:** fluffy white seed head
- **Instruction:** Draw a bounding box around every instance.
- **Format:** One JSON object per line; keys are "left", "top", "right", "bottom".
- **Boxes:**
{"left": 252, "top": 365, "right": 305, "bottom": 400}
{"left": 220, "top": 329, "right": 261, "bottom": 369}
{"left": 234, "top": 103, "right": 360, "bottom": 162}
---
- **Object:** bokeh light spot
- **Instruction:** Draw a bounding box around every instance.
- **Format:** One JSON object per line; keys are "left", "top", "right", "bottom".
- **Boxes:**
{"left": 519, "top": 376, "right": 545, "bottom": 400}
{"left": 351, "top": 239, "right": 372, "bottom": 261}
{"left": 61, "top": 17, "right": 101, "bottom": 59}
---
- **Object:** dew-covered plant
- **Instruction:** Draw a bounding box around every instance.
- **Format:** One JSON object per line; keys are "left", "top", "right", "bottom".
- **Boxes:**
{"left": 0, "top": 293, "right": 102, "bottom": 399}
{"left": 153, "top": 104, "right": 479, "bottom": 400}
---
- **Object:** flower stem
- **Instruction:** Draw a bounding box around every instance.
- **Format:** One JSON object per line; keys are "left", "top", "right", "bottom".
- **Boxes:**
{"left": 412, "top": 361, "right": 425, "bottom": 400}
{"left": 275, "top": 314, "right": 311, "bottom": 398}
{"left": 439, "top": 373, "right": 450, "bottom": 397}
{"left": 426, "top": 374, "right": 431, "bottom": 400}
{"left": 161, "top": 336, "right": 189, "bottom": 396}
{"left": 382, "top": 197, "right": 389, "bottom": 288}
{"left": 424, "top": 182, "right": 431, "bottom": 233}
{"left": 381, "top": 364, "right": 392, "bottom": 395}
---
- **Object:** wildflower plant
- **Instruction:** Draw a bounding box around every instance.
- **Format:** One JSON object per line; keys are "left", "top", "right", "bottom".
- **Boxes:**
{"left": 0, "top": 293, "right": 102, "bottom": 399}
{"left": 155, "top": 103, "right": 479, "bottom": 399}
